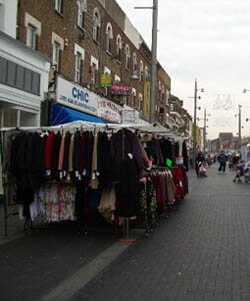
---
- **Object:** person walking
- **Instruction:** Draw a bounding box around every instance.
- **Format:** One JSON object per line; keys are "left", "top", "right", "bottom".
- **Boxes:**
{"left": 218, "top": 150, "right": 227, "bottom": 173}
{"left": 195, "top": 151, "right": 205, "bottom": 177}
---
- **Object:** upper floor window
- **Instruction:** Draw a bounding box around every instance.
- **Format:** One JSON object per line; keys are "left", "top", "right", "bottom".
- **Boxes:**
{"left": 53, "top": 42, "right": 61, "bottom": 71}
{"left": 75, "top": 52, "right": 82, "bottom": 83}
{"left": 116, "top": 35, "right": 122, "bottom": 61}
{"left": 55, "top": 0, "right": 63, "bottom": 14}
{"left": 91, "top": 62, "right": 97, "bottom": 84}
{"left": 166, "top": 89, "right": 170, "bottom": 105}
{"left": 144, "top": 66, "right": 148, "bottom": 80}
{"left": 77, "top": 0, "right": 87, "bottom": 28}
{"left": 93, "top": 9, "right": 100, "bottom": 42}
{"left": 26, "top": 24, "right": 37, "bottom": 49}
{"left": 139, "top": 61, "right": 143, "bottom": 81}
{"left": 158, "top": 81, "right": 161, "bottom": 98}
{"left": 125, "top": 45, "right": 130, "bottom": 70}
{"left": 132, "top": 53, "right": 137, "bottom": 72}
{"left": 139, "top": 93, "right": 143, "bottom": 112}
{"left": 106, "top": 23, "right": 113, "bottom": 54}
{"left": 161, "top": 84, "right": 165, "bottom": 101}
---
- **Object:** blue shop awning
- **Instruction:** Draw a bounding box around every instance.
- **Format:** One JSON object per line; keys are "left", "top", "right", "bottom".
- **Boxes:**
{"left": 51, "top": 104, "right": 106, "bottom": 125}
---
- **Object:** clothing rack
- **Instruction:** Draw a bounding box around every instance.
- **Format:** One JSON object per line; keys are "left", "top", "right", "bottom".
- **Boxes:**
{"left": 0, "top": 121, "right": 188, "bottom": 239}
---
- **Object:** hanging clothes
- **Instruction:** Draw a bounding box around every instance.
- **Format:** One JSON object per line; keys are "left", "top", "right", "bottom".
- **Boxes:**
{"left": 44, "top": 131, "right": 55, "bottom": 180}
{"left": 51, "top": 132, "right": 62, "bottom": 179}
{"left": 182, "top": 141, "right": 189, "bottom": 171}
{"left": 98, "top": 185, "right": 116, "bottom": 223}
{"left": 58, "top": 132, "right": 66, "bottom": 171}
{"left": 116, "top": 155, "right": 141, "bottom": 217}
{"left": 90, "top": 132, "right": 99, "bottom": 189}
{"left": 110, "top": 129, "right": 145, "bottom": 181}
{"left": 62, "top": 131, "right": 71, "bottom": 172}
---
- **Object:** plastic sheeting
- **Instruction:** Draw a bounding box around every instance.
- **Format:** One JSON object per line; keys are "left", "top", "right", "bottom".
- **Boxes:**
{"left": 51, "top": 103, "right": 106, "bottom": 125}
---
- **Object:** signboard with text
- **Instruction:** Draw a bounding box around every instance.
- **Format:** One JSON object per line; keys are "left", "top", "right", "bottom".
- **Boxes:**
{"left": 101, "top": 74, "right": 112, "bottom": 87}
{"left": 111, "top": 84, "right": 131, "bottom": 96}
{"left": 56, "top": 76, "right": 122, "bottom": 123}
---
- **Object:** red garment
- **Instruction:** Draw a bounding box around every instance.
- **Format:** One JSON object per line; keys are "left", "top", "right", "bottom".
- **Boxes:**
{"left": 172, "top": 167, "right": 185, "bottom": 200}
{"left": 44, "top": 131, "right": 55, "bottom": 179}
{"left": 152, "top": 174, "right": 166, "bottom": 214}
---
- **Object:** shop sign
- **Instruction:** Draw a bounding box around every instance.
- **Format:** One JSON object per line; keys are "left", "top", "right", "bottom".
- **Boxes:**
{"left": 57, "top": 76, "right": 98, "bottom": 115}
{"left": 98, "top": 98, "right": 122, "bottom": 123}
{"left": 56, "top": 76, "right": 122, "bottom": 123}
{"left": 111, "top": 84, "right": 131, "bottom": 96}
{"left": 101, "top": 74, "right": 112, "bottom": 87}
{"left": 122, "top": 105, "right": 140, "bottom": 124}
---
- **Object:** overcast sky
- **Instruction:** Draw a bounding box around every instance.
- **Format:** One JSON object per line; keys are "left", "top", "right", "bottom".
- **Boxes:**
{"left": 116, "top": 0, "right": 250, "bottom": 139}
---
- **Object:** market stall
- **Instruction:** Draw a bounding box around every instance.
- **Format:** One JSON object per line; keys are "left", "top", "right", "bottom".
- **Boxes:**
{"left": 0, "top": 121, "right": 189, "bottom": 238}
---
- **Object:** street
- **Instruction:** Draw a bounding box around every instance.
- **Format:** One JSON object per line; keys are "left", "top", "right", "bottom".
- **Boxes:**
{"left": 1, "top": 164, "right": 250, "bottom": 301}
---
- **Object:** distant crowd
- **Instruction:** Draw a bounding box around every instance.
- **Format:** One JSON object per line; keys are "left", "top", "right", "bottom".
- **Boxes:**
{"left": 193, "top": 146, "right": 250, "bottom": 182}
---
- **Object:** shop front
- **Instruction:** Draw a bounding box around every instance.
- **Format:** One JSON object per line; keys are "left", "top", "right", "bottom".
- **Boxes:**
{"left": 0, "top": 31, "right": 50, "bottom": 128}
{"left": 51, "top": 76, "right": 122, "bottom": 125}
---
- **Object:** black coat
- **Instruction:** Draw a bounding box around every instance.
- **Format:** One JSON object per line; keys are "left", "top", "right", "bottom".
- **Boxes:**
{"left": 73, "top": 131, "right": 81, "bottom": 170}
{"left": 62, "top": 132, "right": 71, "bottom": 171}
{"left": 116, "top": 156, "right": 141, "bottom": 217}
{"left": 97, "top": 132, "right": 112, "bottom": 188}
{"left": 182, "top": 141, "right": 189, "bottom": 171}
{"left": 110, "top": 129, "right": 144, "bottom": 181}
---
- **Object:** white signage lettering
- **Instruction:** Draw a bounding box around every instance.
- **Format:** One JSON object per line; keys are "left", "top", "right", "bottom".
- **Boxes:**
{"left": 56, "top": 76, "right": 122, "bottom": 123}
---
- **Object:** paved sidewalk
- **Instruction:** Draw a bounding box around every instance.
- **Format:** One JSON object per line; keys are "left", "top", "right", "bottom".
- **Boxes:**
{"left": 1, "top": 164, "right": 250, "bottom": 301}
{"left": 0, "top": 204, "right": 24, "bottom": 245}
{"left": 68, "top": 165, "right": 250, "bottom": 301}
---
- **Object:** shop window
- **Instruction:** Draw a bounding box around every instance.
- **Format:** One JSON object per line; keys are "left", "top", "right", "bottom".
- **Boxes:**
{"left": 7, "top": 61, "right": 16, "bottom": 87}
{"left": 16, "top": 65, "right": 24, "bottom": 90}
{"left": 26, "top": 24, "right": 37, "bottom": 49}
{"left": 3, "top": 108, "right": 18, "bottom": 127}
{"left": 32, "top": 72, "right": 40, "bottom": 95}
{"left": 53, "top": 42, "right": 61, "bottom": 71}
{"left": 24, "top": 69, "right": 32, "bottom": 92}
{"left": 75, "top": 52, "right": 82, "bottom": 83}
{"left": 55, "top": 0, "right": 63, "bottom": 14}
{"left": 0, "top": 56, "right": 40, "bottom": 95}
{"left": 0, "top": 57, "right": 7, "bottom": 83}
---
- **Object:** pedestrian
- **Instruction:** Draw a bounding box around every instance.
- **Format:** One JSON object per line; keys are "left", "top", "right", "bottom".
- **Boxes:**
{"left": 195, "top": 151, "right": 205, "bottom": 177}
{"left": 233, "top": 160, "right": 245, "bottom": 182}
{"left": 232, "top": 153, "right": 240, "bottom": 171}
{"left": 217, "top": 150, "right": 227, "bottom": 173}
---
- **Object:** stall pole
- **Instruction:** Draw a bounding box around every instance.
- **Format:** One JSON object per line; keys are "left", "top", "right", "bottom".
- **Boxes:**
{"left": 120, "top": 129, "right": 136, "bottom": 243}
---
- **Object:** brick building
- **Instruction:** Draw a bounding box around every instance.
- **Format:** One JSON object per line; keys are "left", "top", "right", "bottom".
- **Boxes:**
{"left": 14, "top": 0, "right": 171, "bottom": 125}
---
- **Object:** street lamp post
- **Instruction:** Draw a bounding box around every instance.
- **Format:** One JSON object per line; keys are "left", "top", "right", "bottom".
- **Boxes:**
{"left": 238, "top": 104, "right": 242, "bottom": 151}
{"left": 243, "top": 89, "right": 250, "bottom": 137}
{"left": 193, "top": 79, "right": 204, "bottom": 167}
{"left": 135, "top": 0, "right": 158, "bottom": 124}
{"left": 203, "top": 108, "right": 207, "bottom": 152}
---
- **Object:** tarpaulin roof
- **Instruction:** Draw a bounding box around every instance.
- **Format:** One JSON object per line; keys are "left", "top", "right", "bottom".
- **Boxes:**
{"left": 51, "top": 103, "right": 106, "bottom": 125}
